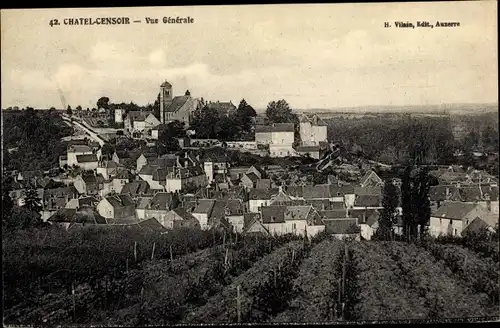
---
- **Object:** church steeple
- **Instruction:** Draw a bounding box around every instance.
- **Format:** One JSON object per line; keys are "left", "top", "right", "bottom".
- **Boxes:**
{"left": 159, "top": 80, "right": 173, "bottom": 124}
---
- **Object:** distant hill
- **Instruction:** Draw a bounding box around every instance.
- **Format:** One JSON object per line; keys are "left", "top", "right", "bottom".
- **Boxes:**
{"left": 247, "top": 103, "right": 499, "bottom": 115}
{"left": 293, "top": 103, "right": 498, "bottom": 115}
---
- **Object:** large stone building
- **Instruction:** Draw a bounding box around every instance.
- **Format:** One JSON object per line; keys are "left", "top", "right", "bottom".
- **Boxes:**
{"left": 255, "top": 123, "right": 296, "bottom": 157}
{"left": 299, "top": 114, "right": 328, "bottom": 146}
{"left": 159, "top": 81, "right": 199, "bottom": 127}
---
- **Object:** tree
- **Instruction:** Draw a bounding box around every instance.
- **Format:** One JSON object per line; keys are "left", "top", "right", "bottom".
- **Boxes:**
{"left": 153, "top": 93, "right": 161, "bottom": 121}
{"left": 401, "top": 165, "right": 414, "bottom": 240}
{"left": 76, "top": 105, "right": 82, "bottom": 111}
{"left": 101, "top": 143, "right": 115, "bottom": 160}
{"left": 97, "top": 97, "right": 110, "bottom": 110}
{"left": 158, "top": 121, "right": 185, "bottom": 152}
{"left": 414, "top": 167, "right": 431, "bottom": 239}
{"left": 234, "top": 99, "right": 257, "bottom": 135}
{"left": 401, "top": 166, "right": 431, "bottom": 242}
{"left": 9, "top": 206, "right": 44, "bottom": 230}
{"left": 66, "top": 105, "right": 72, "bottom": 116}
{"left": 23, "top": 188, "right": 42, "bottom": 214}
{"left": 481, "top": 125, "right": 499, "bottom": 151}
{"left": 266, "top": 99, "right": 297, "bottom": 123}
{"left": 376, "top": 180, "right": 399, "bottom": 240}
{"left": 2, "top": 175, "right": 15, "bottom": 228}
{"left": 190, "top": 105, "right": 220, "bottom": 139}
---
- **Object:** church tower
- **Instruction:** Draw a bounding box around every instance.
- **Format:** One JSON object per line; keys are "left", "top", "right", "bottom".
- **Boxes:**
{"left": 159, "top": 80, "right": 173, "bottom": 123}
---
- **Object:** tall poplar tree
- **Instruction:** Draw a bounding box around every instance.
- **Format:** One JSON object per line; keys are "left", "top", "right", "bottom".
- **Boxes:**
{"left": 376, "top": 179, "right": 399, "bottom": 240}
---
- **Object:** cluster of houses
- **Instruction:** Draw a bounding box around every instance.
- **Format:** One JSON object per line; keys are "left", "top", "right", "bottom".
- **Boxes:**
{"left": 428, "top": 165, "right": 499, "bottom": 237}
{"left": 7, "top": 80, "right": 498, "bottom": 239}
{"left": 104, "top": 80, "right": 332, "bottom": 159}
{"left": 10, "top": 134, "right": 499, "bottom": 240}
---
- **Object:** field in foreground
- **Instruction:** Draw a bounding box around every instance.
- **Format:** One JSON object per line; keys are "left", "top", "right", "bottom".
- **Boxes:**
{"left": 3, "top": 227, "right": 499, "bottom": 325}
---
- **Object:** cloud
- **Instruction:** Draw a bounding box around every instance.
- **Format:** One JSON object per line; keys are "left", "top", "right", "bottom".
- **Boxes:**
{"left": 148, "top": 49, "right": 166, "bottom": 68}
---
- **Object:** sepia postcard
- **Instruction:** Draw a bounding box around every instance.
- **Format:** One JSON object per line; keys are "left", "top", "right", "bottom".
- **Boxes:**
{"left": 1, "top": 2, "right": 499, "bottom": 326}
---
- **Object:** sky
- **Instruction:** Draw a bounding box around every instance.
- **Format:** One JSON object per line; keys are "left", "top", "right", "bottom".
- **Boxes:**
{"left": 1, "top": 2, "right": 498, "bottom": 110}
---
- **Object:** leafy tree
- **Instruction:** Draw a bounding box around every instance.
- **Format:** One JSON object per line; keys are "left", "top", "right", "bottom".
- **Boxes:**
{"left": 401, "top": 166, "right": 414, "bottom": 240}
{"left": 3, "top": 109, "right": 73, "bottom": 172}
{"left": 233, "top": 99, "right": 257, "bottom": 134}
{"left": 414, "top": 168, "right": 431, "bottom": 239}
{"left": 22, "top": 188, "right": 42, "bottom": 214}
{"left": 215, "top": 116, "right": 240, "bottom": 141}
{"left": 376, "top": 180, "right": 399, "bottom": 240}
{"left": 266, "top": 99, "right": 297, "bottom": 124}
{"left": 158, "top": 121, "right": 185, "bottom": 152}
{"left": 153, "top": 93, "right": 160, "bottom": 121}
{"left": 97, "top": 96, "right": 110, "bottom": 110}
{"left": 190, "top": 105, "right": 220, "bottom": 139}
{"left": 481, "top": 125, "right": 499, "bottom": 151}
{"left": 2, "top": 175, "right": 15, "bottom": 228}
{"left": 101, "top": 143, "right": 115, "bottom": 159}
{"left": 401, "top": 166, "right": 431, "bottom": 241}
{"left": 66, "top": 105, "right": 72, "bottom": 116}
{"left": 76, "top": 105, "right": 82, "bottom": 111}
{"left": 8, "top": 206, "right": 44, "bottom": 230}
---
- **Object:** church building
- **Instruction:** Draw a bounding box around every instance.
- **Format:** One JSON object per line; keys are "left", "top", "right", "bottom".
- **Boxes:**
{"left": 159, "top": 80, "right": 200, "bottom": 128}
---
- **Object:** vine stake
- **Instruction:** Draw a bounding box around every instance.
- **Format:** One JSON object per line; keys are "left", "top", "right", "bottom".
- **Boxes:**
{"left": 237, "top": 285, "right": 242, "bottom": 323}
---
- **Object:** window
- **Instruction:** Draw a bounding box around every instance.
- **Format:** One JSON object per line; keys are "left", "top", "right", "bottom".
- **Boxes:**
{"left": 293, "top": 223, "right": 296, "bottom": 230}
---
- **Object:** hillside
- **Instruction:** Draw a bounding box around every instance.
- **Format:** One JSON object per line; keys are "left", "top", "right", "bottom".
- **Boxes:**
{"left": 3, "top": 227, "right": 498, "bottom": 325}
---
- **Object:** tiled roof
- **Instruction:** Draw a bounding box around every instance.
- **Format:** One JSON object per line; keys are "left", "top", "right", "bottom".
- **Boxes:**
{"left": 172, "top": 207, "right": 196, "bottom": 221}
{"left": 284, "top": 206, "right": 312, "bottom": 221}
{"left": 431, "top": 202, "right": 478, "bottom": 220}
{"left": 261, "top": 205, "right": 287, "bottom": 223}
{"left": 147, "top": 192, "right": 178, "bottom": 211}
{"left": 244, "top": 172, "right": 260, "bottom": 183}
{"left": 330, "top": 201, "right": 346, "bottom": 209}
{"left": 359, "top": 171, "right": 383, "bottom": 187}
{"left": 127, "top": 111, "right": 151, "bottom": 122}
{"left": 244, "top": 213, "right": 261, "bottom": 230}
{"left": 48, "top": 207, "right": 107, "bottom": 224}
{"left": 285, "top": 185, "right": 304, "bottom": 198}
{"left": 77, "top": 154, "right": 98, "bottom": 163}
{"left": 165, "top": 96, "right": 190, "bottom": 113}
{"left": 353, "top": 186, "right": 382, "bottom": 195}
{"left": 255, "top": 123, "right": 295, "bottom": 133}
{"left": 68, "top": 145, "right": 92, "bottom": 153}
{"left": 44, "top": 186, "right": 78, "bottom": 199}
{"left": 429, "top": 185, "right": 457, "bottom": 202}
{"left": 160, "top": 80, "right": 172, "bottom": 87}
{"left": 303, "top": 184, "right": 331, "bottom": 199}
{"left": 318, "top": 209, "right": 348, "bottom": 220}
{"left": 323, "top": 218, "right": 360, "bottom": 234}
{"left": 121, "top": 181, "right": 151, "bottom": 195}
{"left": 105, "top": 194, "right": 135, "bottom": 208}
{"left": 249, "top": 188, "right": 277, "bottom": 200}
{"left": 81, "top": 173, "right": 105, "bottom": 184}
{"left": 296, "top": 145, "right": 322, "bottom": 152}
{"left": 137, "top": 218, "right": 168, "bottom": 232}
{"left": 299, "top": 114, "right": 328, "bottom": 126}
{"left": 350, "top": 209, "right": 380, "bottom": 226}
{"left": 354, "top": 195, "right": 382, "bottom": 207}
{"left": 136, "top": 197, "right": 153, "bottom": 209}
{"left": 271, "top": 199, "right": 306, "bottom": 206}
{"left": 225, "top": 199, "right": 245, "bottom": 215}
{"left": 308, "top": 199, "right": 331, "bottom": 211}
{"left": 249, "top": 165, "right": 266, "bottom": 177}
{"left": 193, "top": 199, "right": 216, "bottom": 215}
